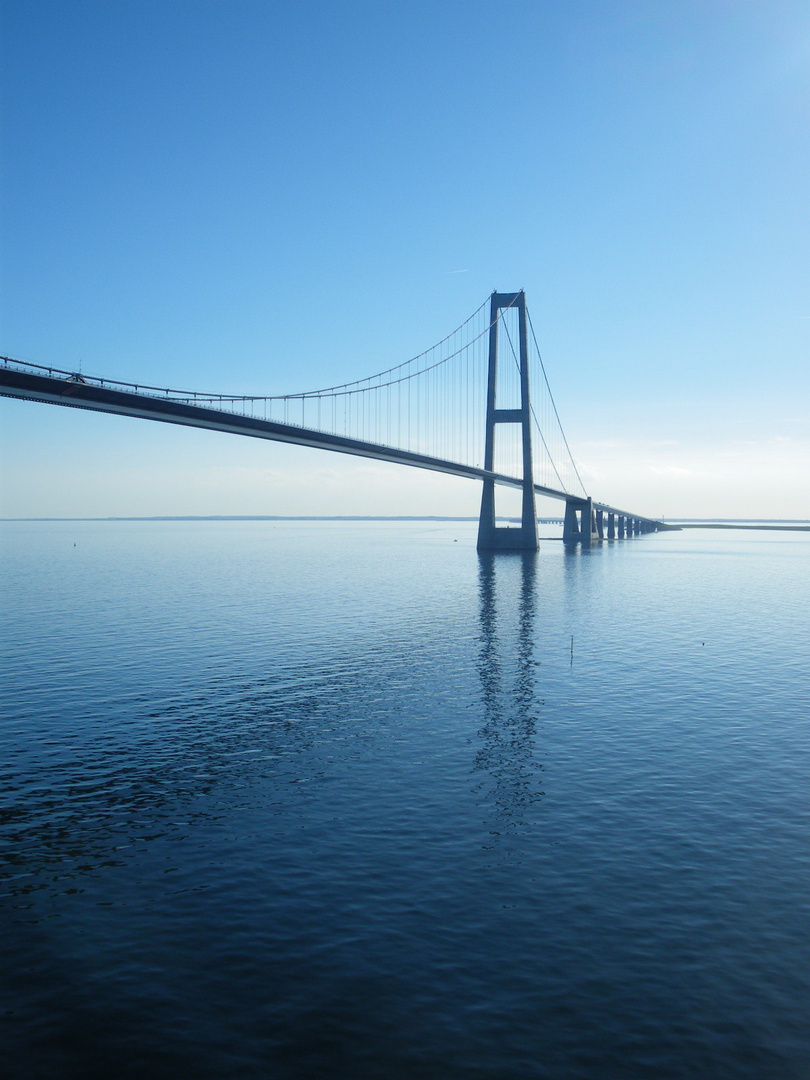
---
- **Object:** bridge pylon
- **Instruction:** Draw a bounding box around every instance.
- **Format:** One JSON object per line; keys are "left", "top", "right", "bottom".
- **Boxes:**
{"left": 477, "top": 291, "right": 538, "bottom": 552}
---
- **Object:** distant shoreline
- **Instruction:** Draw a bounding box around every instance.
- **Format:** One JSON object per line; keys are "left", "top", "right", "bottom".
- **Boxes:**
{"left": 1, "top": 514, "right": 483, "bottom": 523}
{"left": 2, "top": 515, "right": 809, "bottom": 530}
{"left": 675, "top": 522, "right": 810, "bottom": 532}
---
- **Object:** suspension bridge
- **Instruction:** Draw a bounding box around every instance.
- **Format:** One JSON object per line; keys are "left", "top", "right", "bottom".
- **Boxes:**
{"left": 0, "top": 291, "right": 673, "bottom": 549}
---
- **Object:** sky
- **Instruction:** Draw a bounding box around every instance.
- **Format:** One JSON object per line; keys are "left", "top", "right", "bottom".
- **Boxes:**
{"left": 1, "top": 0, "right": 808, "bottom": 519}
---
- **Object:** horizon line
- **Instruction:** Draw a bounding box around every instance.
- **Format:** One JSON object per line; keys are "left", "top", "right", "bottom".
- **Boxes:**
{"left": 2, "top": 515, "right": 809, "bottom": 525}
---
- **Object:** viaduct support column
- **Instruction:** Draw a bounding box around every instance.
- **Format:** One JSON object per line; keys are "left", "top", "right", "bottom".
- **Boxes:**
{"left": 563, "top": 499, "right": 582, "bottom": 543}
{"left": 580, "top": 498, "right": 595, "bottom": 548}
{"left": 564, "top": 498, "right": 604, "bottom": 546}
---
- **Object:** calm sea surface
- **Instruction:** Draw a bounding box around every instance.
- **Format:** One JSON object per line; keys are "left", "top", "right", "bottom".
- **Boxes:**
{"left": 1, "top": 519, "right": 809, "bottom": 1079}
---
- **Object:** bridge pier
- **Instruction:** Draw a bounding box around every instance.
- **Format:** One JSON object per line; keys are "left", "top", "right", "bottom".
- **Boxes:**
{"left": 563, "top": 497, "right": 604, "bottom": 546}
{"left": 477, "top": 291, "right": 538, "bottom": 552}
{"left": 563, "top": 499, "right": 581, "bottom": 543}
{"left": 562, "top": 503, "right": 666, "bottom": 544}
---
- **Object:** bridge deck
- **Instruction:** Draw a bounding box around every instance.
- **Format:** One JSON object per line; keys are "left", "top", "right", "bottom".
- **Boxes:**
{"left": 1, "top": 360, "right": 667, "bottom": 528}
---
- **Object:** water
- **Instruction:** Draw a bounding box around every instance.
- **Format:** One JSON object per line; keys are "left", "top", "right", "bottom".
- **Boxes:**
{"left": 2, "top": 519, "right": 809, "bottom": 1079}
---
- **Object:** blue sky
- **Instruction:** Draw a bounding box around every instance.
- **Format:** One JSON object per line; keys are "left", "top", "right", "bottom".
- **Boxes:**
{"left": 1, "top": 0, "right": 808, "bottom": 518}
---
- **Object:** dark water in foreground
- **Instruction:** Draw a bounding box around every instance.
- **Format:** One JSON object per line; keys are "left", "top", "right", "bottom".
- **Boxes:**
{"left": 1, "top": 520, "right": 809, "bottom": 1079}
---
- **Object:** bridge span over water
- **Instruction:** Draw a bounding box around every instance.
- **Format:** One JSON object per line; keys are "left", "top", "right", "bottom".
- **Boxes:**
{"left": 1, "top": 292, "right": 674, "bottom": 549}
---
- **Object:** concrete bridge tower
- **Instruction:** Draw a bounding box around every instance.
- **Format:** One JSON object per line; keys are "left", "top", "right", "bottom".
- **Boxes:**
{"left": 477, "top": 291, "right": 538, "bottom": 551}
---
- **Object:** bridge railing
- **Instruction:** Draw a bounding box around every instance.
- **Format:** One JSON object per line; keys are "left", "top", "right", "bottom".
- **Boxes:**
{"left": 0, "top": 355, "right": 295, "bottom": 419}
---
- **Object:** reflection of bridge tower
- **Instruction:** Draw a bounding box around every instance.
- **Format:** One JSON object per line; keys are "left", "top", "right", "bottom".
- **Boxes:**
{"left": 474, "top": 552, "right": 544, "bottom": 833}
{"left": 477, "top": 292, "right": 538, "bottom": 552}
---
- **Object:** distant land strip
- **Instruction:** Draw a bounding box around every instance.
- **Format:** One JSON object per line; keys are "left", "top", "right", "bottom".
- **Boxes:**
{"left": 2, "top": 516, "right": 808, "bottom": 529}
{"left": 674, "top": 522, "right": 810, "bottom": 531}
{"left": 1, "top": 515, "right": 483, "bottom": 523}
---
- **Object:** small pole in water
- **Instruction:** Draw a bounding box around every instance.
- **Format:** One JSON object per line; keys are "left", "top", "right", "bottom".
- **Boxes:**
{"left": 570, "top": 635, "right": 574, "bottom": 665}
